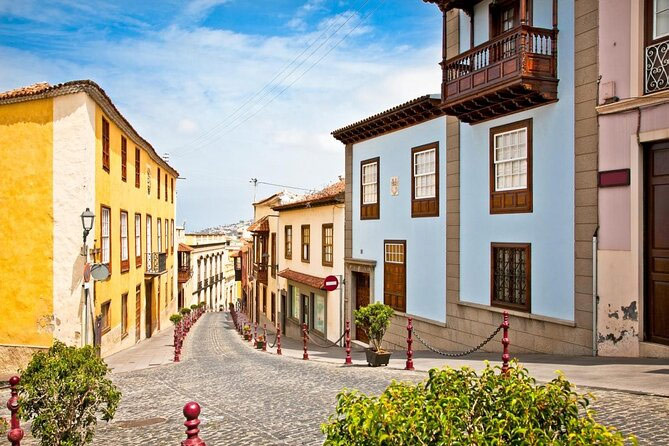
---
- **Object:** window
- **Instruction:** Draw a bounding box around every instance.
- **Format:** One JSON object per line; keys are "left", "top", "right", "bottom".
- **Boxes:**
{"left": 171, "top": 178, "right": 174, "bottom": 203}
{"left": 135, "top": 214, "right": 142, "bottom": 267}
{"left": 121, "top": 293, "right": 128, "bottom": 338}
{"left": 164, "top": 174, "right": 168, "bottom": 201}
{"left": 147, "top": 167, "right": 151, "bottom": 195}
{"left": 491, "top": 243, "right": 531, "bottom": 312}
{"left": 384, "top": 241, "right": 406, "bottom": 312}
{"left": 101, "top": 300, "right": 111, "bottom": 334}
{"left": 490, "top": 119, "right": 532, "bottom": 214}
{"left": 146, "top": 215, "right": 152, "bottom": 257}
{"left": 314, "top": 293, "right": 326, "bottom": 335}
{"left": 652, "top": 0, "right": 669, "bottom": 40}
{"left": 101, "top": 206, "right": 111, "bottom": 272}
{"left": 360, "top": 158, "right": 379, "bottom": 219}
{"left": 157, "top": 167, "right": 161, "bottom": 199}
{"left": 171, "top": 219, "right": 175, "bottom": 252}
{"left": 135, "top": 147, "right": 141, "bottom": 188}
{"left": 271, "top": 233, "right": 276, "bottom": 278}
{"left": 411, "top": 143, "right": 439, "bottom": 217}
{"left": 285, "top": 226, "right": 292, "bottom": 259}
{"left": 157, "top": 218, "right": 162, "bottom": 253}
{"left": 102, "top": 118, "right": 110, "bottom": 172}
{"left": 121, "top": 136, "right": 127, "bottom": 181}
{"left": 165, "top": 219, "right": 169, "bottom": 253}
{"left": 322, "top": 223, "right": 333, "bottom": 266}
{"left": 301, "top": 225, "right": 310, "bottom": 262}
{"left": 645, "top": 0, "right": 669, "bottom": 93}
{"left": 120, "top": 211, "right": 129, "bottom": 273}
{"left": 290, "top": 285, "right": 300, "bottom": 319}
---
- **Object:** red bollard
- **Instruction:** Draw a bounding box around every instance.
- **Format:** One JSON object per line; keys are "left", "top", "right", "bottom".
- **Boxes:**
{"left": 302, "top": 323, "right": 309, "bottom": 360}
{"left": 262, "top": 324, "right": 267, "bottom": 352}
{"left": 344, "top": 321, "right": 352, "bottom": 366}
{"left": 181, "top": 402, "right": 206, "bottom": 446}
{"left": 7, "top": 376, "right": 24, "bottom": 446}
{"left": 276, "top": 325, "right": 282, "bottom": 356}
{"left": 405, "top": 317, "right": 415, "bottom": 371}
{"left": 501, "top": 311, "right": 510, "bottom": 375}
{"left": 253, "top": 323, "right": 258, "bottom": 347}
{"left": 174, "top": 323, "right": 180, "bottom": 363}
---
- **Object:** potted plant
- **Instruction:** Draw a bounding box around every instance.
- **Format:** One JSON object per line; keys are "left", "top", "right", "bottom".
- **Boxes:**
{"left": 354, "top": 302, "right": 394, "bottom": 367}
{"left": 256, "top": 335, "right": 264, "bottom": 350}
{"left": 243, "top": 324, "right": 252, "bottom": 341}
{"left": 169, "top": 314, "right": 182, "bottom": 325}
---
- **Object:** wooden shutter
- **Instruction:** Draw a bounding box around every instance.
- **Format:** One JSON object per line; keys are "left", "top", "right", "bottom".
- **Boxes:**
{"left": 383, "top": 240, "right": 406, "bottom": 312}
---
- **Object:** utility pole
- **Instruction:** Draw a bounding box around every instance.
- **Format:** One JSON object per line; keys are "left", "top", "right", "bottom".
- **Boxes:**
{"left": 250, "top": 178, "right": 258, "bottom": 203}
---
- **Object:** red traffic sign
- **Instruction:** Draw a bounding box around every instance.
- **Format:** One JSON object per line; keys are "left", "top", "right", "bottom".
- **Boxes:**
{"left": 323, "top": 275, "right": 339, "bottom": 292}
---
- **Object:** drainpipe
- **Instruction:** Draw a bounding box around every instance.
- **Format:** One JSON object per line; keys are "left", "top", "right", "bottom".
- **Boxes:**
{"left": 340, "top": 275, "right": 345, "bottom": 347}
{"left": 592, "top": 226, "right": 599, "bottom": 357}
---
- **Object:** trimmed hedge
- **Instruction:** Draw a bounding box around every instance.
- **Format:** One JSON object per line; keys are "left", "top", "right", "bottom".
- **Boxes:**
{"left": 322, "top": 362, "right": 636, "bottom": 445}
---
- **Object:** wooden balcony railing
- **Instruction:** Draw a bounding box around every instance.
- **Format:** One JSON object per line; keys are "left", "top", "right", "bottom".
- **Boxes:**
{"left": 178, "top": 266, "right": 192, "bottom": 283}
{"left": 254, "top": 262, "right": 268, "bottom": 285}
{"left": 145, "top": 252, "right": 167, "bottom": 275}
{"left": 441, "top": 25, "right": 558, "bottom": 123}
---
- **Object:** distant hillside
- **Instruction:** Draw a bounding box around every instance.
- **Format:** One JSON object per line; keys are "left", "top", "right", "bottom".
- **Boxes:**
{"left": 196, "top": 219, "right": 252, "bottom": 237}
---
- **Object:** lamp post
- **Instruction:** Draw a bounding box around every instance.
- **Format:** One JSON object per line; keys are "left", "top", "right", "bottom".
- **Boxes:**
{"left": 81, "top": 208, "right": 95, "bottom": 346}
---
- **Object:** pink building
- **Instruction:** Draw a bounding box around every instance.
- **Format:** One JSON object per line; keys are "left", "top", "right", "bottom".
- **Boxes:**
{"left": 597, "top": 0, "right": 669, "bottom": 357}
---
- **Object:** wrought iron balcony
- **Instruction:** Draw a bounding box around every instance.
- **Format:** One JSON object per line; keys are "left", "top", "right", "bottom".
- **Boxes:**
{"left": 646, "top": 40, "right": 669, "bottom": 94}
{"left": 145, "top": 252, "right": 167, "bottom": 275}
{"left": 441, "top": 25, "right": 558, "bottom": 124}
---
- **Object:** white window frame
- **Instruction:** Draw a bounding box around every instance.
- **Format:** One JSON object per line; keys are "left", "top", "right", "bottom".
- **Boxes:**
{"left": 135, "top": 214, "right": 141, "bottom": 259}
{"left": 101, "top": 207, "right": 110, "bottom": 265}
{"left": 165, "top": 219, "right": 169, "bottom": 253}
{"left": 157, "top": 218, "right": 162, "bottom": 253}
{"left": 146, "top": 216, "right": 152, "bottom": 256}
{"left": 120, "top": 211, "right": 129, "bottom": 262}
{"left": 654, "top": 0, "right": 669, "bottom": 40}
{"left": 413, "top": 148, "right": 437, "bottom": 199}
{"left": 493, "top": 126, "right": 528, "bottom": 192}
{"left": 384, "top": 242, "right": 405, "bottom": 264}
{"left": 361, "top": 161, "right": 378, "bottom": 205}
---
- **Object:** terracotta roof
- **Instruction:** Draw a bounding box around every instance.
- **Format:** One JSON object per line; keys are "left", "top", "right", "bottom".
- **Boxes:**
{"left": 0, "top": 80, "right": 178, "bottom": 177}
{"left": 248, "top": 215, "right": 270, "bottom": 232}
{"left": 422, "top": 0, "right": 476, "bottom": 13}
{"left": 272, "top": 180, "right": 344, "bottom": 211}
{"left": 178, "top": 243, "right": 194, "bottom": 252}
{"left": 331, "top": 95, "right": 445, "bottom": 145}
{"left": 278, "top": 269, "right": 327, "bottom": 290}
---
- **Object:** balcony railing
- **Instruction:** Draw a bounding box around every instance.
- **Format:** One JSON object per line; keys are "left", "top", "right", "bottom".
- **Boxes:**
{"left": 253, "top": 262, "right": 268, "bottom": 285}
{"left": 441, "top": 25, "right": 558, "bottom": 123}
{"left": 645, "top": 40, "right": 669, "bottom": 94}
{"left": 178, "top": 267, "right": 192, "bottom": 283}
{"left": 145, "top": 252, "right": 167, "bottom": 275}
{"left": 204, "top": 278, "right": 209, "bottom": 288}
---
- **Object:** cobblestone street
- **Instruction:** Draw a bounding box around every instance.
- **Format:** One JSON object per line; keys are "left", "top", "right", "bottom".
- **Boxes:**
{"left": 16, "top": 313, "right": 669, "bottom": 445}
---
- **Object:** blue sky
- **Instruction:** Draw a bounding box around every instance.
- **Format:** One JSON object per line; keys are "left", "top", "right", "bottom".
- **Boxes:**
{"left": 0, "top": 0, "right": 443, "bottom": 230}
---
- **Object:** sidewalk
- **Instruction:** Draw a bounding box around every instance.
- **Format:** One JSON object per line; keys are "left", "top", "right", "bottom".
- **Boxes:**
{"left": 243, "top": 320, "right": 669, "bottom": 397}
{"left": 104, "top": 325, "right": 176, "bottom": 374}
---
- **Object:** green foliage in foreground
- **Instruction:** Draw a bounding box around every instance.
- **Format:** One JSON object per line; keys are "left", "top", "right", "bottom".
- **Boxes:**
{"left": 322, "top": 362, "right": 637, "bottom": 446}
{"left": 19, "top": 341, "right": 121, "bottom": 446}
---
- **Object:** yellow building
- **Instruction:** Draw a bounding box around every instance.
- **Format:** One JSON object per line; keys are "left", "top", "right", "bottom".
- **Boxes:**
{"left": 0, "top": 80, "right": 179, "bottom": 374}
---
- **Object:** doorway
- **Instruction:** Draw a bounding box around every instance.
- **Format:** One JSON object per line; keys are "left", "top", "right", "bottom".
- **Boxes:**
{"left": 645, "top": 142, "right": 669, "bottom": 345}
{"left": 354, "top": 272, "right": 370, "bottom": 342}
{"left": 135, "top": 285, "right": 141, "bottom": 343}
{"left": 301, "top": 294, "right": 310, "bottom": 327}
{"left": 145, "top": 280, "right": 153, "bottom": 338}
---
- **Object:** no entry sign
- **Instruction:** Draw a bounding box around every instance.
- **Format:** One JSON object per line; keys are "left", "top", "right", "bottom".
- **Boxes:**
{"left": 323, "top": 275, "right": 339, "bottom": 292}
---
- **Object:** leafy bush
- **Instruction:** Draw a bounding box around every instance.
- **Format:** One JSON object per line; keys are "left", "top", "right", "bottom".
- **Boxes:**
{"left": 0, "top": 417, "right": 7, "bottom": 436}
{"left": 190, "top": 304, "right": 198, "bottom": 310}
{"left": 19, "top": 341, "right": 121, "bottom": 446}
{"left": 180, "top": 307, "right": 191, "bottom": 315}
{"left": 169, "top": 314, "right": 182, "bottom": 325}
{"left": 322, "top": 362, "right": 636, "bottom": 445}
{"left": 353, "top": 302, "right": 394, "bottom": 352}
{"left": 199, "top": 302, "right": 206, "bottom": 308}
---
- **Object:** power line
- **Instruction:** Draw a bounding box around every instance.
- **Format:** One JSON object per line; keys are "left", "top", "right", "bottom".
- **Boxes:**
{"left": 171, "top": 0, "right": 371, "bottom": 158}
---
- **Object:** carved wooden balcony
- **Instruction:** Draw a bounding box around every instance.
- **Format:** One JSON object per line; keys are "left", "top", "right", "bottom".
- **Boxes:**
{"left": 441, "top": 25, "right": 558, "bottom": 124}
{"left": 178, "top": 266, "right": 192, "bottom": 284}
{"left": 253, "top": 262, "right": 268, "bottom": 286}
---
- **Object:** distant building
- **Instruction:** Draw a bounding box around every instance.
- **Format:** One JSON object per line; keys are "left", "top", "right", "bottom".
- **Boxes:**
{"left": 0, "top": 80, "right": 178, "bottom": 374}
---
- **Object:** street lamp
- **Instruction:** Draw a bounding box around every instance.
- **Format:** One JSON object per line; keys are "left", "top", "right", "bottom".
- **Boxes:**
{"left": 81, "top": 208, "right": 95, "bottom": 244}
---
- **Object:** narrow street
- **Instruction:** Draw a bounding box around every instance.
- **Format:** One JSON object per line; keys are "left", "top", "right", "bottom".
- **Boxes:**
{"left": 16, "top": 313, "right": 669, "bottom": 445}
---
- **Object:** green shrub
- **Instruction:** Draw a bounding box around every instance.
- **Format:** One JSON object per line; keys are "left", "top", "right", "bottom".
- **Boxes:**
{"left": 190, "top": 304, "right": 198, "bottom": 310}
{"left": 353, "top": 302, "right": 394, "bottom": 352}
{"left": 180, "top": 307, "right": 191, "bottom": 315}
{"left": 169, "top": 314, "right": 182, "bottom": 325}
{"left": 19, "top": 341, "right": 121, "bottom": 446}
{"left": 0, "top": 417, "right": 7, "bottom": 436}
{"left": 198, "top": 302, "right": 206, "bottom": 308}
{"left": 322, "top": 362, "right": 636, "bottom": 445}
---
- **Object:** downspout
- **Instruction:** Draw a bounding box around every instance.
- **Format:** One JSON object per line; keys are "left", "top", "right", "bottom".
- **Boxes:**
{"left": 592, "top": 226, "right": 599, "bottom": 357}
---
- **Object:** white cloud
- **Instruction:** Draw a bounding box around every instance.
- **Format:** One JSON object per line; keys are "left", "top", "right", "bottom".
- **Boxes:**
{"left": 183, "top": 0, "right": 233, "bottom": 21}
{"left": 0, "top": 8, "right": 441, "bottom": 230}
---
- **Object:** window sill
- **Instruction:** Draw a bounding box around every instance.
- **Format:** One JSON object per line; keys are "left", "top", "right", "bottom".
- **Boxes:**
{"left": 121, "top": 332, "right": 128, "bottom": 340}
{"left": 457, "top": 301, "right": 576, "bottom": 327}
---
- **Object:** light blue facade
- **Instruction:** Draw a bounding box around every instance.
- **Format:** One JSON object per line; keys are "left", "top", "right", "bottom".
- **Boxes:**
{"left": 458, "top": 1, "right": 576, "bottom": 321}
{"left": 352, "top": 116, "right": 447, "bottom": 323}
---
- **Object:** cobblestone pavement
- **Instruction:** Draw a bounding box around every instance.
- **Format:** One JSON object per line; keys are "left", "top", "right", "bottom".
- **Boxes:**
{"left": 15, "top": 313, "right": 669, "bottom": 445}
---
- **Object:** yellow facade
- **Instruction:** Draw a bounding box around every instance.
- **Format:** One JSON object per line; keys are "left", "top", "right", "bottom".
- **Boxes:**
{"left": 0, "top": 98, "right": 54, "bottom": 349}
{"left": 93, "top": 104, "right": 178, "bottom": 356}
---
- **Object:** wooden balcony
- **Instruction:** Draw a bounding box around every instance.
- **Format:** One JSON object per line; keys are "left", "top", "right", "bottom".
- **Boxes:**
{"left": 178, "top": 267, "right": 192, "bottom": 284}
{"left": 441, "top": 25, "right": 558, "bottom": 124}
{"left": 254, "top": 262, "right": 268, "bottom": 286}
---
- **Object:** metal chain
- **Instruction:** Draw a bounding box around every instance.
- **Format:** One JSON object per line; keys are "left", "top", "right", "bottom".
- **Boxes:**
{"left": 269, "top": 329, "right": 278, "bottom": 348}
{"left": 413, "top": 324, "right": 503, "bottom": 358}
{"left": 306, "top": 331, "right": 346, "bottom": 349}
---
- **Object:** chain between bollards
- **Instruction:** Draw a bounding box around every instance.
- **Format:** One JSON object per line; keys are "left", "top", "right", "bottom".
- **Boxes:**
{"left": 262, "top": 324, "right": 267, "bottom": 352}
{"left": 253, "top": 323, "right": 258, "bottom": 347}
{"left": 405, "top": 317, "right": 414, "bottom": 371}
{"left": 181, "top": 401, "right": 206, "bottom": 446}
{"left": 344, "top": 321, "right": 352, "bottom": 366}
{"left": 302, "top": 323, "right": 309, "bottom": 360}
{"left": 7, "top": 376, "right": 24, "bottom": 446}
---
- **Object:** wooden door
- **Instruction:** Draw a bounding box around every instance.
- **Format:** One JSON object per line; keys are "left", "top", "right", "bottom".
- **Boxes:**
{"left": 135, "top": 286, "right": 141, "bottom": 343}
{"left": 646, "top": 142, "right": 669, "bottom": 345}
{"left": 384, "top": 241, "right": 406, "bottom": 312}
{"left": 145, "top": 280, "right": 153, "bottom": 338}
{"left": 355, "top": 272, "right": 370, "bottom": 342}
{"left": 301, "top": 294, "right": 310, "bottom": 327}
